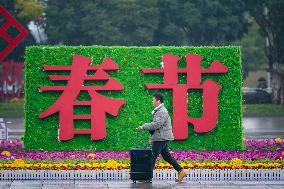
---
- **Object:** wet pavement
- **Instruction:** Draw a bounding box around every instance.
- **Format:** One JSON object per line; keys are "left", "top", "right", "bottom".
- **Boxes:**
{"left": 243, "top": 116, "right": 284, "bottom": 139}
{"left": 0, "top": 180, "right": 284, "bottom": 189}
{"left": 2, "top": 116, "right": 284, "bottom": 139}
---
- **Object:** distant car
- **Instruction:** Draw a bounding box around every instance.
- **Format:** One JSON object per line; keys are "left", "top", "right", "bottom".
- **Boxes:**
{"left": 263, "top": 87, "right": 273, "bottom": 94}
{"left": 242, "top": 87, "right": 272, "bottom": 94}
{"left": 242, "top": 87, "right": 272, "bottom": 104}
{"left": 242, "top": 87, "right": 260, "bottom": 94}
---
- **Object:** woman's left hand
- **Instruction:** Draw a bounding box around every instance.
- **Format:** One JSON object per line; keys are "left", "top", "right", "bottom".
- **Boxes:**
{"left": 136, "top": 126, "right": 143, "bottom": 131}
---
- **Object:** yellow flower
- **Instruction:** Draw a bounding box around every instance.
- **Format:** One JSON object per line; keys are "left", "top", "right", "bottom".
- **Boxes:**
{"left": 229, "top": 158, "right": 243, "bottom": 168}
{"left": 25, "top": 164, "right": 32, "bottom": 168}
{"left": 12, "top": 159, "right": 25, "bottom": 167}
{"left": 84, "top": 163, "right": 92, "bottom": 168}
{"left": 207, "top": 162, "right": 215, "bottom": 167}
{"left": 180, "top": 162, "right": 187, "bottom": 167}
{"left": 219, "top": 162, "right": 229, "bottom": 167}
{"left": 186, "top": 163, "right": 194, "bottom": 168}
{"left": 105, "top": 160, "right": 119, "bottom": 169}
{"left": 1, "top": 150, "right": 11, "bottom": 157}
{"left": 275, "top": 138, "right": 283, "bottom": 143}
{"left": 92, "top": 162, "right": 99, "bottom": 166}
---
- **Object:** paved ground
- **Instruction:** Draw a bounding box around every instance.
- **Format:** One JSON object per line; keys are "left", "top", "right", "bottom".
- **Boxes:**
{"left": 243, "top": 116, "right": 284, "bottom": 139}
{"left": 0, "top": 180, "right": 284, "bottom": 189}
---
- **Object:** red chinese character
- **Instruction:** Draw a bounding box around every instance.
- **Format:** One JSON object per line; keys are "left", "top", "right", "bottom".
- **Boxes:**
{"left": 0, "top": 6, "right": 28, "bottom": 61}
{"left": 38, "top": 55, "right": 125, "bottom": 141}
{"left": 141, "top": 54, "right": 228, "bottom": 140}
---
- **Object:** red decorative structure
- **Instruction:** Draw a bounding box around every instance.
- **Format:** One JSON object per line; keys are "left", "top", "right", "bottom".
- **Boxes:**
{"left": 0, "top": 60, "right": 23, "bottom": 98}
{"left": 0, "top": 6, "right": 29, "bottom": 61}
{"left": 38, "top": 55, "right": 126, "bottom": 141}
{"left": 141, "top": 54, "right": 228, "bottom": 140}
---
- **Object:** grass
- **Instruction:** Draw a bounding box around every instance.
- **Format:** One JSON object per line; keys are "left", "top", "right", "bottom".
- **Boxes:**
{"left": 0, "top": 102, "right": 284, "bottom": 118}
{"left": 243, "top": 104, "right": 284, "bottom": 117}
{"left": 0, "top": 102, "right": 24, "bottom": 117}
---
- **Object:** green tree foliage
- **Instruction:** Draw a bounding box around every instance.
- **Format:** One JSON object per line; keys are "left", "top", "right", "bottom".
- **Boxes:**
{"left": 45, "top": 0, "right": 159, "bottom": 45}
{"left": 153, "top": 0, "right": 248, "bottom": 45}
{"left": 15, "top": 0, "right": 43, "bottom": 22}
{"left": 44, "top": 0, "right": 249, "bottom": 46}
{"left": 235, "top": 18, "right": 267, "bottom": 79}
{"left": 243, "top": 0, "right": 284, "bottom": 67}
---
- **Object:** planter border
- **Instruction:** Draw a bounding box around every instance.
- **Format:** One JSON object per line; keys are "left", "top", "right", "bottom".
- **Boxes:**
{"left": 0, "top": 169, "right": 283, "bottom": 180}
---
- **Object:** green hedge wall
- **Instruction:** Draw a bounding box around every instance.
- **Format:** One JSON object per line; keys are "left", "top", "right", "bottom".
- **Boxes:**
{"left": 24, "top": 46, "right": 244, "bottom": 151}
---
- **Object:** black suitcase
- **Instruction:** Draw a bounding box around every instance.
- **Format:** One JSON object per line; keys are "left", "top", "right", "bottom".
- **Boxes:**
{"left": 130, "top": 131, "right": 153, "bottom": 183}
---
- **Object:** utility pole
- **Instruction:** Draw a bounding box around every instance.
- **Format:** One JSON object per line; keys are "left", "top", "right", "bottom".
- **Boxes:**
{"left": 264, "top": 6, "right": 272, "bottom": 93}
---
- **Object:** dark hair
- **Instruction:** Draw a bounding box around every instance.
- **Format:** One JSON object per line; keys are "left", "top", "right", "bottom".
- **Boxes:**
{"left": 153, "top": 93, "right": 164, "bottom": 103}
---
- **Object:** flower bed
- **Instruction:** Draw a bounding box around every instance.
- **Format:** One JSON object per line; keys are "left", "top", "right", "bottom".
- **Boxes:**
{"left": 1, "top": 138, "right": 284, "bottom": 170}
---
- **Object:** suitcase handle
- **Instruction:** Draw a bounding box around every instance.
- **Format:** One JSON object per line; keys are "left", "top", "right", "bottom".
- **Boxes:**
{"left": 136, "top": 130, "right": 148, "bottom": 148}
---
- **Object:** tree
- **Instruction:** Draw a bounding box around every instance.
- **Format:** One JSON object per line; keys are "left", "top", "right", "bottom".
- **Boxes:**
{"left": 235, "top": 18, "right": 267, "bottom": 79}
{"left": 153, "top": 0, "right": 248, "bottom": 45}
{"left": 152, "top": 0, "right": 185, "bottom": 45}
{"left": 45, "top": 0, "right": 249, "bottom": 46}
{"left": 45, "top": 0, "right": 159, "bottom": 45}
{"left": 243, "top": 0, "right": 284, "bottom": 105}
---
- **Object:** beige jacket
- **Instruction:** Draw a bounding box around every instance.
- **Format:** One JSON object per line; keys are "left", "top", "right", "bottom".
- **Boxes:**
{"left": 142, "top": 104, "right": 174, "bottom": 141}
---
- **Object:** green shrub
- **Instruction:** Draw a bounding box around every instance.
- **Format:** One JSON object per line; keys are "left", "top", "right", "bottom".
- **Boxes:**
{"left": 24, "top": 46, "right": 243, "bottom": 151}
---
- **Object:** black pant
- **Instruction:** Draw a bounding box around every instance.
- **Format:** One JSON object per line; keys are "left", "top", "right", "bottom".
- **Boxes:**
{"left": 151, "top": 140, "right": 183, "bottom": 172}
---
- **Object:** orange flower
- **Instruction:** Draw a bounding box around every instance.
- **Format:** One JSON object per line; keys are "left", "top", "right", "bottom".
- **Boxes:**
{"left": 1, "top": 150, "right": 11, "bottom": 157}
{"left": 87, "top": 153, "right": 96, "bottom": 160}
